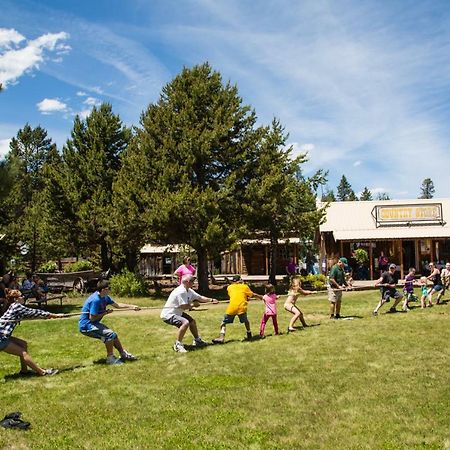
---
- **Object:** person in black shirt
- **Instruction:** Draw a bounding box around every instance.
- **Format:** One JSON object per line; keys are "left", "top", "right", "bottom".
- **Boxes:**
{"left": 372, "top": 264, "right": 403, "bottom": 316}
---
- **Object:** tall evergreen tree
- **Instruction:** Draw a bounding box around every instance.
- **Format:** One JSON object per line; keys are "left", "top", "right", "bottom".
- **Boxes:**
{"left": 336, "top": 175, "right": 356, "bottom": 201}
{"left": 419, "top": 178, "right": 435, "bottom": 199}
{"left": 360, "top": 187, "right": 373, "bottom": 201}
{"left": 115, "top": 63, "right": 259, "bottom": 292}
{"left": 61, "top": 103, "right": 131, "bottom": 269}
{"left": 3, "top": 125, "right": 60, "bottom": 270}
{"left": 242, "top": 119, "right": 326, "bottom": 284}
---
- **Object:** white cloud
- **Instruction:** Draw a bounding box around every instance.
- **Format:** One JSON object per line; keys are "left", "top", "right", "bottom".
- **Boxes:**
{"left": 78, "top": 109, "right": 92, "bottom": 119}
{"left": 353, "top": 161, "right": 362, "bottom": 167}
{"left": 83, "top": 96, "right": 101, "bottom": 107}
{"left": 76, "top": 91, "right": 87, "bottom": 96}
{"left": 0, "top": 138, "right": 11, "bottom": 159}
{"left": 37, "top": 98, "right": 68, "bottom": 114}
{"left": 0, "top": 28, "right": 70, "bottom": 88}
{"left": 0, "top": 29, "right": 25, "bottom": 49}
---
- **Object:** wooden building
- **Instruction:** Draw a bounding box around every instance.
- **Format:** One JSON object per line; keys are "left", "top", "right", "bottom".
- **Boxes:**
{"left": 221, "top": 238, "right": 302, "bottom": 275}
{"left": 319, "top": 199, "right": 450, "bottom": 279}
{"left": 139, "top": 244, "right": 193, "bottom": 277}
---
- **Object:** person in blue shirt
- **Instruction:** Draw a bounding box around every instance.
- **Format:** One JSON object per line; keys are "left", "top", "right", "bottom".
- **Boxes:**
{"left": 78, "top": 280, "right": 140, "bottom": 365}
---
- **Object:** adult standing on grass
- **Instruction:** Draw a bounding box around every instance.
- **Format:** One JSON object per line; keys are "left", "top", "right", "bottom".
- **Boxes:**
{"left": 427, "top": 262, "right": 443, "bottom": 305}
{"left": 78, "top": 280, "right": 140, "bottom": 365}
{"left": 436, "top": 262, "right": 450, "bottom": 303}
{"left": 161, "top": 274, "right": 218, "bottom": 353}
{"left": 0, "top": 289, "right": 64, "bottom": 376}
{"left": 327, "top": 257, "right": 349, "bottom": 319}
{"left": 173, "top": 256, "right": 196, "bottom": 285}
{"left": 213, "top": 275, "right": 263, "bottom": 344}
{"left": 373, "top": 264, "right": 403, "bottom": 315}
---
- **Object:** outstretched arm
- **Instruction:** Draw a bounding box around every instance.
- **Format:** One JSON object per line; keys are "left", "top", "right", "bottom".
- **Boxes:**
{"left": 111, "top": 301, "right": 140, "bottom": 311}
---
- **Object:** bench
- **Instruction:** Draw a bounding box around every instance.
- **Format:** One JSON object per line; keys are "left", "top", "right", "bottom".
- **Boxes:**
{"left": 27, "top": 294, "right": 66, "bottom": 309}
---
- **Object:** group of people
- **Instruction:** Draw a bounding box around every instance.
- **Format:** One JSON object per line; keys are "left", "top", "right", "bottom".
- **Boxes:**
{"left": 2, "top": 256, "right": 450, "bottom": 375}
{"left": 0, "top": 270, "right": 48, "bottom": 304}
{"left": 372, "top": 261, "right": 450, "bottom": 315}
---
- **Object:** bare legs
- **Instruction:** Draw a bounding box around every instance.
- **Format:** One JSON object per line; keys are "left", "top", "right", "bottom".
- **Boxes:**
{"left": 3, "top": 337, "right": 46, "bottom": 375}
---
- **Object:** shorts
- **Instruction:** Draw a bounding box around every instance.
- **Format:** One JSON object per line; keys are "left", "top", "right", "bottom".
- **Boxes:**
{"left": 221, "top": 313, "right": 248, "bottom": 325}
{"left": 0, "top": 337, "right": 10, "bottom": 351}
{"left": 382, "top": 289, "right": 402, "bottom": 301}
{"left": 327, "top": 288, "right": 342, "bottom": 303}
{"left": 430, "top": 284, "right": 443, "bottom": 292}
{"left": 80, "top": 323, "right": 118, "bottom": 342}
{"left": 163, "top": 312, "right": 194, "bottom": 328}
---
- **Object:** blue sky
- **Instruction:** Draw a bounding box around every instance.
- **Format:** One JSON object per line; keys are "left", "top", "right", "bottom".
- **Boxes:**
{"left": 1, "top": 0, "right": 450, "bottom": 199}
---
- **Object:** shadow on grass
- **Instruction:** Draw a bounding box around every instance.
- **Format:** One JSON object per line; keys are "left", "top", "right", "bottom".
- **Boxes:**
{"left": 3, "top": 363, "right": 91, "bottom": 381}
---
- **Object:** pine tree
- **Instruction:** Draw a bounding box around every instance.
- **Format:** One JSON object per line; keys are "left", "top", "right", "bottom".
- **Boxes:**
{"left": 115, "top": 63, "right": 259, "bottom": 292}
{"left": 419, "top": 178, "right": 435, "bottom": 199}
{"left": 61, "top": 103, "right": 131, "bottom": 269}
{"left": 241, "top": 119, "right": 325, "bottom": 284}
{"left": 360, "top": 187, "right": 373, "bottom": 201}
{"left": 3, "top": 125, "right": 60, "bottom": 270}
{"left": 336, "top": 175, "right": 356, "bottom": 201}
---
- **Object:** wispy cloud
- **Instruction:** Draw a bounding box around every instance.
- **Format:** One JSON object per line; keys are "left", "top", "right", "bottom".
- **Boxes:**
{"left": 0, "top": 28, "right": 70, "bottom": 88}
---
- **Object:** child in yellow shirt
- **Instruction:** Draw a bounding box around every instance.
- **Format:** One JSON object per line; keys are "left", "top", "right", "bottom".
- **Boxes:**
{"left": 212, "top": 275, "right": 263, "bottom": 343}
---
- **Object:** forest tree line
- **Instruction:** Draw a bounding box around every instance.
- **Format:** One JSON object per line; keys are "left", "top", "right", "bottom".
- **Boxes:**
{"left": 0, "top": 63, "right": 327, "bottom": 291}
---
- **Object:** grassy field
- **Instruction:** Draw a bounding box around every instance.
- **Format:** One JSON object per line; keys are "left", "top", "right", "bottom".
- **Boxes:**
{"left": 1, "top": 287, "right": 450, "bottom": 449}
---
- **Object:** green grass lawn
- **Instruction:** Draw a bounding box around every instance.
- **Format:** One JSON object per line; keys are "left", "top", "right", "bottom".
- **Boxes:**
{"left": 1, "top": 289, "right": 450, "bottom": 449}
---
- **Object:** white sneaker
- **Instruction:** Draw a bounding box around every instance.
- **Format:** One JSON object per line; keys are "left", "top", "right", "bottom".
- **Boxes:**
{"left": 120, "top": 350, "right": 138, "bottom": 361}
{"left": 106, "top": 355, "right": 124, "bottom": 365}
{"left": 193, "top": 337, "right": 208, "bottom": 347}
{"left": 173, "top": 342, "right": 187, "bottom": 353}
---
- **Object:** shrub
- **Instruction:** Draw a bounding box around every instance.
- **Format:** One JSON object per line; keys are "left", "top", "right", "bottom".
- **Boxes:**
{"left": 64, "top": 260, "right": 94, "bottom": 273}
{"left": 354, "top": 248, "right": 369, "bottom": 265}
{"left": 290, "top": 274, "right": 327, "bottom": 290}
{"left": 109, "top": 269, "right": 148, "bottom": 297}
{"left": 39, "top": 260, "right": 58, "bottom": 273}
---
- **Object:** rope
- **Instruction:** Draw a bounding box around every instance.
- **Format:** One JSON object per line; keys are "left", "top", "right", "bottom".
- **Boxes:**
{"left": 0, "top": 305, "right": 211, "bottom": 323}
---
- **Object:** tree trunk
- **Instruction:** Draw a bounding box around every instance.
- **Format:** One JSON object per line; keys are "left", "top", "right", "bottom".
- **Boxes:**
{"left": 126, "top": 249, "right": 138, "bottom": 272}
{"left": 196, "top": 246, "right": 209, "bottom": 294}
{"left": 100, "top": 240, "right": 109, "bottom": 271}
{"left": 269, "top": 233, "right": 278, "bottom": 285}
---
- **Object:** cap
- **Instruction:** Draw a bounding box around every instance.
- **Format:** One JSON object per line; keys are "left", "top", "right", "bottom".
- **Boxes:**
{"left": 232, "top": 275, "right": 242, "bottom": 282}
{"left": 339, "top": 257, "right": 348, "bottom": 265}
{"left": 389, "top": 263, "right": 397, "bottom": 269}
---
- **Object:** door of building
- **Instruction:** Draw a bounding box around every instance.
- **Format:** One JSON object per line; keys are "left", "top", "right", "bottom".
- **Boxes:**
{"left": 402, "top": 240, "right": 416, "bottom": 271}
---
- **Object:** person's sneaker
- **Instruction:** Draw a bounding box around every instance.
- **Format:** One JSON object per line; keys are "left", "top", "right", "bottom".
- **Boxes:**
{"left": 42, "top": 368, "right": 59, "bottom": 376}
{"left": 330, "top": 314, "right": 334, "bottom": 319}
{"left": 372, "top": 311, "right": 378, "bottom": 316}
{"left": 106, "top": 355, "right": 124, "bottom": 365}
{"left": 212, "top": 336, "right": 225, "bottom": 344}
{"left": 334, "top": 314, "right": 341, "bottom": 319}
{"left": 193, "top": 337, "right": 208, "bottom": 347}
{"left": 120, "top": 350, "right": 139, "bottom": 361}
{"left": 389, "top": 307, "right": 397, "bottom": 313}
{"left": 173, "top": 342, "right": 188, "bottom": 353}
